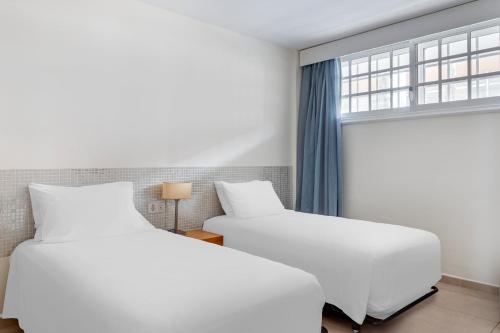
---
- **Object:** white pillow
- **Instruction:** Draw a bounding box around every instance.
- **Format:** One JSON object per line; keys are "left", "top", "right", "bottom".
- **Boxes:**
{"left": 214, "top": 181, "right": 235, "bottom": 216}
{"left": 217, "top": 181, "right": 285, "bottom": 218}
{"left": 29, "top": 182, "right": 154, "bottom": 242}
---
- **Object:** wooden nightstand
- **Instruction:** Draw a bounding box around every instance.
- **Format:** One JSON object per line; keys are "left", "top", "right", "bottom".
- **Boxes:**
{"left": 184, "top": 230, "right": 223, "bottom": 246}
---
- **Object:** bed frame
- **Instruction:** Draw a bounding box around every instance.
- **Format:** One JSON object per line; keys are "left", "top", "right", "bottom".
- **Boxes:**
{"left": 324, "top": 286, "right": 438, "bottom": 333}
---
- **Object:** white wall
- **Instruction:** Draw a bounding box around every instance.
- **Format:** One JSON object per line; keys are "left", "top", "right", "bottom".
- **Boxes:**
{"left": 291, "top": 0, "right": 500, "bottom": 286}
{"left": 342, "top": 111, "right": 500, "bottom": 286}
{"left": 300, "top": 0, "right": 500, "bottom": 66}
{"left": 0, "top": 0, "right": 297, "bottom": 169}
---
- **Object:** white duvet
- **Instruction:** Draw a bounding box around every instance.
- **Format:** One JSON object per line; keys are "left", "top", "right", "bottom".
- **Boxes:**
{"left": 204, "top": 210, "right": 441, "bottom": 324}
{"left": 3, "top": 229, "right": 324, "bottom": 333}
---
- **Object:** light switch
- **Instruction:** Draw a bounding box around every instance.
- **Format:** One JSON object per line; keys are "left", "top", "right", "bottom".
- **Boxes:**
{"left": 148, "top": 201, "right": 165, "bottom": 214}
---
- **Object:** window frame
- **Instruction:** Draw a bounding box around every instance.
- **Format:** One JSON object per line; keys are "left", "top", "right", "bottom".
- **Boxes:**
{"left": 340, "top": 19, "right": 500, "bottom": 124}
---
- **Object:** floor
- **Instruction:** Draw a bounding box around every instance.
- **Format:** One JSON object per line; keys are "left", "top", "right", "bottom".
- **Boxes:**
{"left": 0, "top": 282, "right": 498, "bottom": 333}
{"left": 323, "top": 282, "right": 500, "bottom": 333}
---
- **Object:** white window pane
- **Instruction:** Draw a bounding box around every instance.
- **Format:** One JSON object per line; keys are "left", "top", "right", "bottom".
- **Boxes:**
{"left": 393, "top": 48, "right": 409, "bottom": 67}
{"left": 341, "top": 97, "right": 350, "bottom": 113}
{"left": 471, "top": 26, "right": 500, "bottom": 52}
{"left": 472, "top": 74, "right": 500, "bottom": 99}
{"left": 441, "top": 34, "right": 467, "bottom": 57}
{"left": 370, "top": 71, "right": 390, "bottom": 91}
{"left": 371, "top": 92, "right": 391, "bottom": 110}
{"left": 341, "top": 61, "right": 350, "bottom": 78}
{"left": 351, "top": 75, "right": 368, "bottom": 94}
{"left": 418, "top": 61, "right": 439, "bottom": 83}
{"left": 418, "top": 84, "right": 439, "bottom": 104}
{"left": 392, "top": 68, "right": 410, "bottom": 88}
{"left": 471, "top": 50, "right": 500, "bottom": 75}
{"left": 351, "top": 94, "right": 369, "bottom": 112}
{"left": 371, "top": 52, "right": 390, "bottom": 72}
{"left": 418, "top": 40, "right": 438, "bottom": 62}
{"left": 442, "top": 80, "right": 468, "bottom": 102}
{"left": 441, "top": 56, "right": 468, "bottom": 80}
{"left": 393, "top": 89, "right": 410, "bottom": 108}
{"left": 342, "top": 79, "right": 350, "bottom": 95}
{"left": 351, "top": 57, "right": 368, "bottom": 75}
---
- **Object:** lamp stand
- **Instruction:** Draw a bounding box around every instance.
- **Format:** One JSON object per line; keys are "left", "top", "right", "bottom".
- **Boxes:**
{"left": 168, "top": 199, "right": 185, "bottom": 235}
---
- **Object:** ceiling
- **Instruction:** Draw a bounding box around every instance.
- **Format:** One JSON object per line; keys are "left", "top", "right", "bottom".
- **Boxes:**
{"left": 142, "top": 0, "right": 472, "bottom": 50}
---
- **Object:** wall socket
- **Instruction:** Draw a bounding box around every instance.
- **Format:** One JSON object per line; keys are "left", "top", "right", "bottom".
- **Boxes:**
{"left": 148, "top": 201, "right": 166, "bottom": 214}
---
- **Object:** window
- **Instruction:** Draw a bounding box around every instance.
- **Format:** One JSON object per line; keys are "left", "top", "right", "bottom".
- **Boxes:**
{"left": 341, "top": 19, "right": 500, "bottom": 121}
{"left": 342, "top": 47, "right": 410, "bottom": 114}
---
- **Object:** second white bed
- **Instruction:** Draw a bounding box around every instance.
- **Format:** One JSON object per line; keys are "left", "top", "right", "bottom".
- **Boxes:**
{"left": 204, "top": 210, "right": 441, "bottom": 324}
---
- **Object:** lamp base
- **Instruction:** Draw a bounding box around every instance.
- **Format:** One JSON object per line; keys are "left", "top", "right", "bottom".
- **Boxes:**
{"left": 168, "top": 228, "right": 186, "bottom": 235}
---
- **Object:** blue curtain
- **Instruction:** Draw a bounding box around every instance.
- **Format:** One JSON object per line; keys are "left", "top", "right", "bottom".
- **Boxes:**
{"left": 296, "top": 59, "right": 342, "bottom": 216}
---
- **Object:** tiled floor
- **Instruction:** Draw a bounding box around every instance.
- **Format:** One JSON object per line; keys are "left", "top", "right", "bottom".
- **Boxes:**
{"left": 0, "top": 282, "right": 498, "bottom": 333}
{"left": 323, "top": 282, "right": 500, "bottom": 333}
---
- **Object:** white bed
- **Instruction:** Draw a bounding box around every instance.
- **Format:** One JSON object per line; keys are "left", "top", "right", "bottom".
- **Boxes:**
{"left": 3, "top": 229, "right": 325, "bottom": 333}
{"left": 204, "top": 210, "right": 441, "bottom": 325}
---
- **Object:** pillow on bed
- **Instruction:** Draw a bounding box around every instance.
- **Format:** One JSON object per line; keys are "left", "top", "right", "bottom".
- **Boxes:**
{"left": 217, "top": 181, "right": 285, "bottom": 218}
{"left": 29, "top": 182, "right": 154, "bottom": 242}
{"left": 214, "top": 181, "right": 235, "bottom": 216}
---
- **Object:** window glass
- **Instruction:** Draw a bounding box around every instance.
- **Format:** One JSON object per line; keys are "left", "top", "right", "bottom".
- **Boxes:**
{"left": 342, "top": 79, "right": 350, "bottom": 95}
{"left": 392, "top": 48, "right": 409, "bottom": 67}
{"left": 392, "top": 68, "right": 410, "bottom": 88}
{"left": 418, "top": 84, "right": 439, "bottom": 104}
{"left": 341, "top": 21, "right": 500, "bottom": 117}
{"left": 371, "top": 72, "right": 391, "bottom": 91}
{"left": 442, "top": 80, "right": 468, "bottom": 102}
{"left": 441, "top": 56, "right": 468, "bottom": 80}
{"left": 471, "top": 26, "right": 500, "bottom": 52}
{"left": 418, "top": 40, "right": 439, "bottom": 62}
{"left": 341, "top": 97, "right": 350, "bottom": 113}
{"left": 341, "top": 61, "right": 350, "bottom": 78}
{"left": 351, "top": 57, "right": 368, "bottom": 75}
{"left": 371, "top": 92, "right": 391, "bottom": 110}
{"left": 371, "top": 52, "right": 390, "bottom": 71}
{"left": 393, "top": 89, "right": 410, "bottom": 108}
{"left": 471, "top": 75, "right": 500, "bottom": 99}
{"left": 418, "top": 62, "right": 439, "bottom": 83}
{"left": 351, "top": 76, "right": 369, "bottom": 94}
{"left": 471, "top": 50, "right": 500, "bottom": 75}
{"left": 441, "top": 34, "right": 467, "bottom": 57}
{"left": 351, "top": 94, "right": 369, "bottom": 112}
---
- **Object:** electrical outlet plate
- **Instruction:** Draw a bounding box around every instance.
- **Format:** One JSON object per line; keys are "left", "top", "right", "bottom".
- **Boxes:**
{"left": 148, "top": 201, "right": 165, "bottom": 214}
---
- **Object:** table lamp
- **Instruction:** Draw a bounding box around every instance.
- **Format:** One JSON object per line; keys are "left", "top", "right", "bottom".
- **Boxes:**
{"left": 162, "top": 182, "right": 192, "bottom": 235}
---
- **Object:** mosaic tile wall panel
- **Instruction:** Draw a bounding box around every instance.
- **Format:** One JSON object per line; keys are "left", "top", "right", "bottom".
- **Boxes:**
{"left": 0, "top": 167, "right": 292, "bottom": 257}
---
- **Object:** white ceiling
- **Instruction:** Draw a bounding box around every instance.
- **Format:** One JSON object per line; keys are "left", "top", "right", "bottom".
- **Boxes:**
{"left": 142, "top": 0, "right": 472, "bottom": 50}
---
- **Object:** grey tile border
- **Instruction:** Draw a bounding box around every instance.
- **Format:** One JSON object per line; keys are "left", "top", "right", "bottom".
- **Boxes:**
{"left": 0, "top": 166, "right": 292, "bottom": 257}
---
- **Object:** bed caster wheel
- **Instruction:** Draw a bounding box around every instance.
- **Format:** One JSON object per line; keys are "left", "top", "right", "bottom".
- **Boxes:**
{"left": 321, "top": 326, "right": 328, "bottom": 333}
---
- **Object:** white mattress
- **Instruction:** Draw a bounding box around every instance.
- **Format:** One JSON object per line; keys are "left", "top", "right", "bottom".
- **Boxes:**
{"left": 3, "top": 229, "right": 324, "bottom": 333}
{"left": 204, "top": 210, "right": 441, "bottom": 324}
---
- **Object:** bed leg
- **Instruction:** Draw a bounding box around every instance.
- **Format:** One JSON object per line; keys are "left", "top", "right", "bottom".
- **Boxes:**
{"left": 351, "top": 322, "right": 361, "bottom": 333}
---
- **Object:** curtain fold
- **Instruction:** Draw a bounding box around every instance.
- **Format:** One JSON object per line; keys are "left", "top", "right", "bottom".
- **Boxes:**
{"left": 296, "top": 59, "right": 342, "bottom": 216}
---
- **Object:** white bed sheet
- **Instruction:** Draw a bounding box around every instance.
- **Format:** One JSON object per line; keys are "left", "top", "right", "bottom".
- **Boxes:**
{"left": 3, "top": 229, "right": 324, "bottom": 333}
{"left": 203, "top": 210, "right": 441, "bottom": 324}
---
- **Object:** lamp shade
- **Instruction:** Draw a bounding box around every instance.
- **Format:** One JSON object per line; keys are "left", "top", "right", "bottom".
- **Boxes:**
{"left": 162, "top": 182, "right": 192, "bottom": 200}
